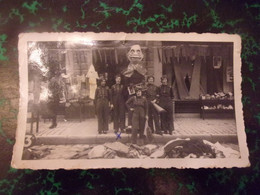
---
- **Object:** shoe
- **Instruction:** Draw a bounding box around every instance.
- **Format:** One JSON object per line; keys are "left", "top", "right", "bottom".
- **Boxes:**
{"left": 98, "top": 131, "right": 102, "bottom": 134}
{"left": 49, "top": 123, "right": 57, "bottom": 129}
{"left": 169, "top": 132, "right": 172, "bottom": 135}
{"left": 126, "top": 128, "right": 132, "bottom": 134}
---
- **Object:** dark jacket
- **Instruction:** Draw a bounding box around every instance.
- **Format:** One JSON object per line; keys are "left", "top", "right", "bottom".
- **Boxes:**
{"left": 126, "top": 96, "right": 148, "bottom": 116}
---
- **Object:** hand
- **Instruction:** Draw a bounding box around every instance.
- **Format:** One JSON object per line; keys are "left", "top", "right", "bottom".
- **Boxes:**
{"left": 110, "top": 105, "right": 114, "bottom": 109}
{"left": 145, "top": 116, "right": 148, "bottom": 120}
{"left": 130, "top": 108, "right": 134, "bottom": 111}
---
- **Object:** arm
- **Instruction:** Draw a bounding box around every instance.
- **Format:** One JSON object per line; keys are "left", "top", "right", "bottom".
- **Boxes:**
{"left": 155, "top": 86, "right": 160, "bottom": 103}
{"left": 94, "top": 88, "right": 98, "bottom": 107}
{"left": 126, "top": 96, "right": 135, "bottom": 111}
{"left": 107, "top": 87, "right": 112, "bottom": 106}
{"left": 144, "top": 97, "right": 148, "bottom": 117}
{"left": 170, "top": 86, "right": 174, "bottom": 100}
{"left": 155, "top": 86, "right": 160, "bottom": 102}
{"left": 110, "top": 86, "right": 114, "bottom": 106}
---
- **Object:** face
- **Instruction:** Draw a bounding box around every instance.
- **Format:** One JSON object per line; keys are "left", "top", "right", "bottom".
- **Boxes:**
{"left": 162, "top": 78, "right": 168, "bottom": 85}
{"left": 101, "top": 80, "right": 106, "bottom": 86}
{"left": 127, "top": 45, "right": 144, "bottom": 64}
{"left": 148, "top": 77, "right": 154, "bottom": 84}
{"left": 136, "top": 90, "right": 142, "bottom": 96}
{"left": 115, "top": 76, "right": 121, "bottom": 84}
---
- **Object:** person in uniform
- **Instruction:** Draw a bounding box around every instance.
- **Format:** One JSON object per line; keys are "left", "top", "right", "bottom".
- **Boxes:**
{"left": 146, "top": 76, "right": 162, "bottom": 135}
{"left": 158, "top": 75, "right": 174, "bottom": 135}
{"left": 126, "top": 87, "right": 148, "bottom": 144}
{"left": 111, "top": 75, "right": 125, "bottom": 133}
{"left": 94, "top": 79, "right": 111, "bottom": 134}
{"left": 48, "top": 70, "right": 65, "bottom": 129}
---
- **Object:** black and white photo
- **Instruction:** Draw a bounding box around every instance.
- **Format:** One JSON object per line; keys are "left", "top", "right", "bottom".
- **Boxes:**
{"left": 12, "top": 33, "right": 249, "bottom": 169}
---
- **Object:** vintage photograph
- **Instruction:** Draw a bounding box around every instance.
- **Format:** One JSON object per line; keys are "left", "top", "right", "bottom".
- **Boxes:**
{"left": 12, "top": 33, "right": 249, "bottom": 169}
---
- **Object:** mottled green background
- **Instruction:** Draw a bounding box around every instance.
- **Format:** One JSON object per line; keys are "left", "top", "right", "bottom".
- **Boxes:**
{"left": 0, "top": 0, "right": 259, "bottom": 194}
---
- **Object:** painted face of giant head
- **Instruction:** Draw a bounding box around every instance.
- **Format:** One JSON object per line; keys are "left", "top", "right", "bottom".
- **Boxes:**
{"left": 127, "top": 45, "right": 144, "bottom": 64}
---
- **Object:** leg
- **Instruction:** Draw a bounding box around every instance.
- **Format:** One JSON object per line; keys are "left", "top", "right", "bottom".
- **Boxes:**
{"left": 148, "top": 103, "right": 154, "bottom": 133}
{"left": 139, "top": 109, "right": 146, "bottom": 138}
{"left": 119, "top": 102, "right": 126, "bottom": 130}
{"left": 103, "top": 101, "right": 109, "bottom": 132}
{"left": 131, "top": 112, "right": 139, "bottom": 144}
{"left": 160, "top": 111, "right": 167, "bottom": 133}
{"left": 131, "top": 128, "right": 138, "bottom": 144}
{"left": 166, "top": 103, "right": 174, "bottom": 134}
{"left": 96, "top": 101, "right": 103, "bottom": 133}
{"left": 128, "top": 110, "right": 133, "bottom": 126}
{"left": 152, "top": 106, "right": 161, "bottom": 134}
{"left": 49, "top": 101, "right": 58, "bottom": 129}
{"left": 113, "top": 104, "right": 119, "bottom": 131}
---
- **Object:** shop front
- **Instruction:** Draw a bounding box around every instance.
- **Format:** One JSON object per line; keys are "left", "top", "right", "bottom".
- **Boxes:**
{"left": 28, "top": 40, "right": 234, "bottom": 129}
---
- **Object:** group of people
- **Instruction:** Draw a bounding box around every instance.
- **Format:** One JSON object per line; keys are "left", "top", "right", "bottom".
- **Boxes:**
{"left": 47, "top": 69, "right": 175, "bottom": 144}
{"left": 94, "top": 74, "right": 175, "bottom": 144}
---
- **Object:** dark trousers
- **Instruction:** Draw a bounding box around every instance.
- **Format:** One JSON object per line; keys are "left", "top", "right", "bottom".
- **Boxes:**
{"left": 148, "top": 102, "right": 161, "bottom": 133}
{"left": 128, "top": 110, "right": 133, "bottom": 126}
{"left": 160, "top": 101, "right": 174, "bottom": 133}
{"left": 113, "top": 101, "right": 125, "bottom": 131}
{"left": 48, "top": 100, "right": 59, "bottom": 126}
{"left": 131, "top": 107, "right": 146, "bottom": 144}
{"left": 96, "top": 99, "right": 109, "bottom": 133}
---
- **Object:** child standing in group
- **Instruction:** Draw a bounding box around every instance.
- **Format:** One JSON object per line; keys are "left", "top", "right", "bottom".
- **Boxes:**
{"left": 126, "top": 87, "right": 148, "bottom": 144}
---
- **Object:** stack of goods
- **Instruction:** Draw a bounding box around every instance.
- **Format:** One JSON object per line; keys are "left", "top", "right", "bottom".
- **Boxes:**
{"left": 200, "top": 92, "right": 234, "bottom": 110}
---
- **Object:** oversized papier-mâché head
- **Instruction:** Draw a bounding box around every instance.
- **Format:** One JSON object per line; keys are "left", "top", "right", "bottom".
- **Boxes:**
{"left": 127, "top": 45, "right": 144, "bottom": 64}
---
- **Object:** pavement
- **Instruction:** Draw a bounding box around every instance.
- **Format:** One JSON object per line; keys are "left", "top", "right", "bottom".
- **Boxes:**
{"left": 27, "top": 114, "right": 238, "bottom": 145}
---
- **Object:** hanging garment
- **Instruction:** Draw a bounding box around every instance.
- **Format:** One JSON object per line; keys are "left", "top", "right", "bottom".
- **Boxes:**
{"left": 175, "top": 46, "right": 181, "bottom": 62}
{"left": 97, "top": 49, "right": 103, "bottom": 62}
{"left": 92, "top": 49, "right": 97, "bottom": 64}
{"left": 86, "top": 64, "right": 99, "bottom": 99}
{"left": 165, "top": 48, "right": 173, "bottom": 64}
{"left": 189, "top": 56, "right": 202, "bottom": 99}
{"left": 162, "top": 48, "right": 167, "bottom": 64}
{"left": 114, "top": 48, "right": 118, "bottom": 64}
{"left": 173, "top": 59, "right": 189, "bottom": 99}
{"left": 103, "top": 49, "right": 107, "bottom": 64}
{"left": 157, "top": 48, "right": 162, "bottom": 63}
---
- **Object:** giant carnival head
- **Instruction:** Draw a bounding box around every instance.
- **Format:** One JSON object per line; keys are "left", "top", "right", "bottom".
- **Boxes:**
{"left": 127, "top": 45, "right": 144, "bottom": 64}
